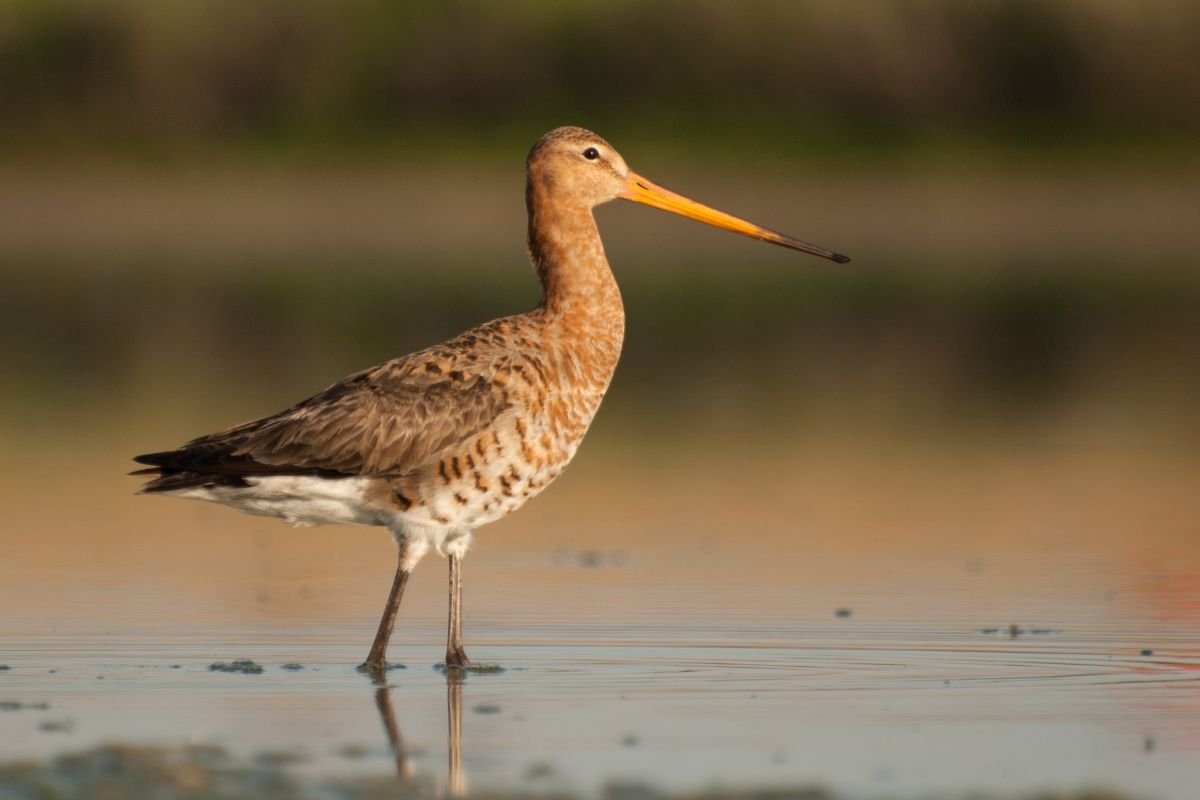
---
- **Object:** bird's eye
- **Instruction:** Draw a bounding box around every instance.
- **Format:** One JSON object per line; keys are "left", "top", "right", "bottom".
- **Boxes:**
{"left": 582, "top": 147, "right": 600, "bottom": 161}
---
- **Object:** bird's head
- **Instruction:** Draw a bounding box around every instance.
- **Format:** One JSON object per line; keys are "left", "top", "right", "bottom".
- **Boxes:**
{"left": 527, "top": 125, "right": 850, "bottom": 264}
{"left": 526, "top": 126, "right": 630, "bottom": 209}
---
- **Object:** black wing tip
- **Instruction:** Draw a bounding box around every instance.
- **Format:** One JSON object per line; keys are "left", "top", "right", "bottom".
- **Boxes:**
{"left": 831, "top": 252, "right": 852, "bottom": 264}
{"left": 133, "top": 451, "right": 175, "bottom": 467}
{"left": 131, "top": 449, "right": 199, "bottom": 492}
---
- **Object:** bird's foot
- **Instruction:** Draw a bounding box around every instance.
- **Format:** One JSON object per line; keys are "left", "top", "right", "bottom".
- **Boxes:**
{"left": 444, "top": 646, "right": 471, "bottom": 668}
{"left": 356, "top": 660, "right": 405, "bottom": 681}
{"left": 435, "top": 660, "right": 506, "bottom": 675}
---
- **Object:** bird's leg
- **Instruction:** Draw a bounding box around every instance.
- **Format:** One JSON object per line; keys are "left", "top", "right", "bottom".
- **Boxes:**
{"left": 359, "top": 540, "right": 413, "bottom": 674}
{"left": 445, "top": 552, "right": 470, "bottom": 666}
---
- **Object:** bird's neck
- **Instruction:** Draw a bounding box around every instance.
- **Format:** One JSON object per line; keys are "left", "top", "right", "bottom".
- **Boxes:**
{"left": 526, "top": 187, "right": 625, "bottom": 333}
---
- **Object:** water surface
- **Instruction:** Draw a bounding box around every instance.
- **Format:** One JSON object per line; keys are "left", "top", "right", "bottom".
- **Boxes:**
{"left": 2, "top": 439, "right": 1197, "bottom": 798}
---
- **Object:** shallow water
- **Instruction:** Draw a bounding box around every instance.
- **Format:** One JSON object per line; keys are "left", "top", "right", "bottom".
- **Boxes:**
{"left": 2, "top": 439, "right": 1198, "bottom": 798}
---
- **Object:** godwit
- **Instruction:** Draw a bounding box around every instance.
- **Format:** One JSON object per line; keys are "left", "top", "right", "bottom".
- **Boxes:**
{"left": 132, "top": 126, "right": 849, "bottom": 672}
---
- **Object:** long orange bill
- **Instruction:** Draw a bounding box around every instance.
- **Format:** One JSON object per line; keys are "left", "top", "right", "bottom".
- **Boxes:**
{"left": 618, "top": 171, "right": 850, "bottom": 264}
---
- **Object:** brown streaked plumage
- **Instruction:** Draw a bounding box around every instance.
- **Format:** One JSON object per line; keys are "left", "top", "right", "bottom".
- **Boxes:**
{"left": 133, "top": 126, "right": 849, "bottom": 674}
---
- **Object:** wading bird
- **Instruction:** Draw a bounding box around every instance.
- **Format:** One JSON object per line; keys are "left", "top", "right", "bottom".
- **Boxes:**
{"left": 132, "top": 126, "right": 849, "bottom": 673}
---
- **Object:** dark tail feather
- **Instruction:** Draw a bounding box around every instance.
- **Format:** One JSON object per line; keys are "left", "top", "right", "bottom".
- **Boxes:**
{"left": 133, "top": 451, "right": 178, "bottom": 467}
{"left": 132, "top": 444, "right": 347, "bottom": 494}
{"left": 135, "top": 469, "right": 251, "bottom": 494}
{"left": 133, "top": 449, "right": 252, "bottom": 493}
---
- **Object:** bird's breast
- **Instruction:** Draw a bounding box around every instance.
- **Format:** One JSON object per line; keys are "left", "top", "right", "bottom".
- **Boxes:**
{"left": 381, "top": 325, "right": 622, "bottom": 534}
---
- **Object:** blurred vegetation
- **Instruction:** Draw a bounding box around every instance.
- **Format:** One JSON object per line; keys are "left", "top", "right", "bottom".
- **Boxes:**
{"left": 3, "top": 255, "right": 1198, "bottom": 449}
{"left": 1, "top": 0, "right": 1197, "bottom": 450}
{"left": 2, "top": 0, "right": 1199, "bottom": 162}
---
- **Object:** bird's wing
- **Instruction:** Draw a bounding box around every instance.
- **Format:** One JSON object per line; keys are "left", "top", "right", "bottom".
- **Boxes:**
{"left": 135, "top": 346, "right": 516, "bottom": 481}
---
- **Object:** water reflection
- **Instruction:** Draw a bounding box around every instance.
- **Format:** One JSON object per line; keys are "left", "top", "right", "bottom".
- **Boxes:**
{"left": 368, "top": 669, "right": 466, "bottom": 796}
{"left": 446, "top": 675, "right": 466, "bottom": 797}
{"left": 371, "top": 681, "right": 414, "bottom": 782}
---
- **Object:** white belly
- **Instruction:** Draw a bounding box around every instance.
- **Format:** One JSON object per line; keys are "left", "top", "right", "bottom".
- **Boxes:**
{"left": 170, "top": 476, "right": 386, "bottom": 528}
{"left": 163, "top": 475, "right": 474, "bottom": 565}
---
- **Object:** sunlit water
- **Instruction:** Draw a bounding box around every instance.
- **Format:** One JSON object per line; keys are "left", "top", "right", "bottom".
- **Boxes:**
{"left": 2, "top": 442, "right": 1198, "bottom": 798}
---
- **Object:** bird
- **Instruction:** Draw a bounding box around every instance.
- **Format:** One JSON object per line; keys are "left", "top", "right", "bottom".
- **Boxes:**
{"left": 131, "top": 126, "right": 849, "bottom": 673}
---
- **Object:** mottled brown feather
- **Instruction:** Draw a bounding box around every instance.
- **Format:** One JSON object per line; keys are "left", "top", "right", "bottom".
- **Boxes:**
{"left": 136, "top": 318, "right": 529, "bottom": 487}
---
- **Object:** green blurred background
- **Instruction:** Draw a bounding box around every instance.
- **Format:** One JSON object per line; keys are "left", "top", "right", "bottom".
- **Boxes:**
{"left": 1, "top": 0, "right": 1198, "bottom": 455}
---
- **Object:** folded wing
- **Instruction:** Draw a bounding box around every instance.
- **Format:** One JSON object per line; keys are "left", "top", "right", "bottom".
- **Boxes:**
{"left": 133, "top": 352, "right": 514, "bottom": 493}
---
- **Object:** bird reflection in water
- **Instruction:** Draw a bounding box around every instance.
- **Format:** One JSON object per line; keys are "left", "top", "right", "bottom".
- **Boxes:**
{"left": 446, "top": 674, "right": 465, "bottom": 797}
{"left": 365, "top": 667, "right": 467, "bottom": 796}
